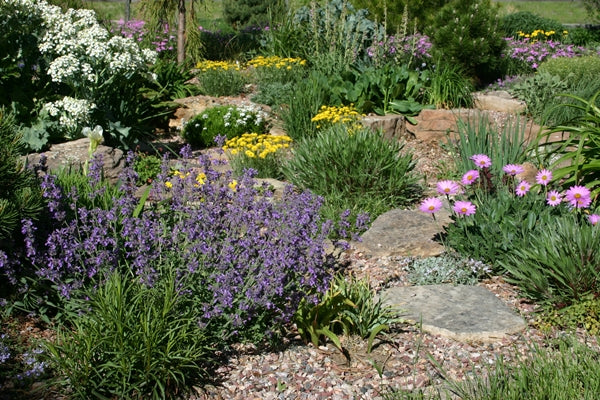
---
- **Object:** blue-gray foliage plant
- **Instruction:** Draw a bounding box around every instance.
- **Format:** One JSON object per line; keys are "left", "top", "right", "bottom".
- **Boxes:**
{"left": 0, "top": 145, "right": 368, "bottom": 342}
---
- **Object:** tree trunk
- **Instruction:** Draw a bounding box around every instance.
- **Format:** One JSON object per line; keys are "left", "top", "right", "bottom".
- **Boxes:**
{"left": 125, "top": 0, "right": 131, "bottom": 22}
{"left": 177, "top": 0, "right": 186, "bottom": 64}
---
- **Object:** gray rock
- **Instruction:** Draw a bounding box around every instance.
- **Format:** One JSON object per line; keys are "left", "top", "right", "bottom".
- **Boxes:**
{"left": 473, "top": 91, "right": 526, "bottom": 114}
{"left": 353, "top": 207, "right": 452, "bottom": 258}
{"left": 381, "top": 285, "right": 526, "bottom": 342}
{"left": 24, "top": 138, "right": 126, "bottom": 183}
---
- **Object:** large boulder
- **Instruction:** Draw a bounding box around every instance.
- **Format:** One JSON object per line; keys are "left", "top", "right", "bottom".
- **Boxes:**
{"left": 25, "top": 138, "right": 126, "bottom": 183}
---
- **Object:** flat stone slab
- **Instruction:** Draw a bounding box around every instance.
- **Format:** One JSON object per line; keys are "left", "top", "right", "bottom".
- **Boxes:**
{"left": 381, "top": 285, "right": 526, "bottom": 343}
{"left": 353, "top": 208, "right": 452, "bottom": 258}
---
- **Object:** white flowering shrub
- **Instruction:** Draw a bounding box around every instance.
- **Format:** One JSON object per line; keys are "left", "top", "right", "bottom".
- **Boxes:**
{"left": 1, "top": 0, "right": 165, "bottom": 150}
{"left": 181, "top": 104, "right": 269, "bottom": 148}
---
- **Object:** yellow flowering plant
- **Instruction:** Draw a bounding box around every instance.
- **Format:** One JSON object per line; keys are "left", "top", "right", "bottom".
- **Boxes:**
{"left": 247, "top": 55, "right": 307, "bottom": 85}
{"left": 223, "top": 133, "right": 292, "bottom": 179}
{"left": 311, "top": 105, "right": 364, "bottom": 132}
{"left": 517, "top": 29, "right": 568, "bottom": 42}
{"left": 195, "top": 60, "right": 246, "bottom": 97}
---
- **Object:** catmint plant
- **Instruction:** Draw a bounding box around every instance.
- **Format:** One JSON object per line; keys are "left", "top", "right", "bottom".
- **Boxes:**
{"left": 5, "top": 147, "right": 365, "bottom": 341}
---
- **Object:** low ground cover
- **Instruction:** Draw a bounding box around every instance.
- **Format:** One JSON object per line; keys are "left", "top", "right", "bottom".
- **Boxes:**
{"left": 1, "top": 0, "right": 600, "bottom": 398}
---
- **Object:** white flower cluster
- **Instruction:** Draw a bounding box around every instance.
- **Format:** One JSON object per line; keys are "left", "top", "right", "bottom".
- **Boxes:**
{"left": 223, "top": 105, "right": 267, "bottom": 128}
{"left": 43, "top": 97, "right": 96, "bottom": 131}
{"left": 13, "top": 0, "right": 157, "bottom": 84}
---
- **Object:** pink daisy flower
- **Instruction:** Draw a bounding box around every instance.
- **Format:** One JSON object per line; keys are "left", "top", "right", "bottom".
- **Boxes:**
{"left": 588, "top": 214, "right": 600, "bottom": 226}
{"left": 419, "top": 197, "right": 443, "bottom": 214}
{"left": 470, "top": 154, "right": 492, "bottom": 169}
{"left": 565, "top": 185, "right": 592, "bottom": 208}
{"left": 436, "top": 180, "right": 461, "bottom": 196}
{"left": 535, "top": 169, "right": 552, "bottom": 186}
{"left": 502, "top": 164, "right": 524, "bottom": 176}
{"left": 453, "top": 200, "right": 476, "bottom": 216}
{"left": 546, "top": 190, "right": 562, "bottom": 206}
{"left": 515, "top": 180, "right": 531, "bottom": 197}
{"left": 461, "top": 169, "right": 479, "bottom": 186}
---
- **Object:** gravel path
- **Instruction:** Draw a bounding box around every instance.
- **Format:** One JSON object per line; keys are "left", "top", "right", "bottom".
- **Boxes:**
{"left": 191, "top": 249, "right": 595, "bottom": 400}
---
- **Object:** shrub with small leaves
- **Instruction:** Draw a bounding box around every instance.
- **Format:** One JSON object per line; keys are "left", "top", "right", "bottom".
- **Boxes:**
{"left": 133, "top": 153, "right": 162, "bottom": 185}
{"left": 536, "top": 295, "right": 600, "bottom": 335}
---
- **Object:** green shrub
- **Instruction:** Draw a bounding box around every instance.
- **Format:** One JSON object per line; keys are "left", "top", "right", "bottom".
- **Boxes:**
{"left": 509, "top": 72, "right": 569, "bottom": 122}
{"left": 282, "top": 124, "right": 422, "bottom": 225}
{"left": 427, "top": 0, "right": 506, "bottom": 85}
{"left": 564, "top": 26, "right": 600, "bottom": 46}
{"left": 223, "top": 0, "right": 283, "bottom": 28}
{"left": 181, "top": 104, "right": 269, "bottom": 148}
{"left": 0, "top": 108, "right": 44, "bottom": 247}
{"left": 251, "top": 81, "right": 295, "bottom": 107}
{"left": 406, "top": 252, "right": 491, "bottom": 285}
{"left": 500, "top": 11, "right": 565, "bottom": 39}
{"left": 44, "top": 267, "right": 215, "bottom": 399}
{"left": 133, "top": 153, "right": 163, "bottom": 185}
{"left": 538, "top": 55, "right": 600, "bottom": 87}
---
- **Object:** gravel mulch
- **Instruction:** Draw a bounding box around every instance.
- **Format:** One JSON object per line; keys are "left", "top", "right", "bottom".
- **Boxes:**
{"left": 192, "top": 248, "right": 597, "bottom": 400}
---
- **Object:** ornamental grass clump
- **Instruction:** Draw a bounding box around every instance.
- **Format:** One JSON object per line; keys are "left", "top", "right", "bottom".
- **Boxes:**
{"left": 282, "top": 123, "right": 421, "bottom": 230}
{"left": 223, "top": 133, "right": 292, "bottom": 179}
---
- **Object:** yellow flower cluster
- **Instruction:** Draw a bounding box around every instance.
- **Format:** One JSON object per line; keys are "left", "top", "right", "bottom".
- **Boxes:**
{"left": 311, "top": 105, "right": 364, "bottom": 129}
{"left": 165, "top": 170, "right": 207, "bottom": 189}
{"left": 223, "top": 133, "right": 292, "bottom": 159}
{"left": 195, "top": 60, "right": 241, "bottom": 72}
{"left": 247, "top": 55, "right": 307, "bottom": 70}
{"left": 518, "top": 29, "right": 568, "bottom": 41}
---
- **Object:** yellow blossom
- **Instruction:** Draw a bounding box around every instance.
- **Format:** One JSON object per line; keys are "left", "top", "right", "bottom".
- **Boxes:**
{"left": 228, "top": 180, "right": 238, "bottom": 191}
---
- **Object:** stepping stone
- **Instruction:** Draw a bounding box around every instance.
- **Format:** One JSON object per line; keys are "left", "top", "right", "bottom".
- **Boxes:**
{"left": 353, "top": 208, "right": 452, "bottom": 258}
{"left": 381, "top": 284, "right": 526, "bottom": 343}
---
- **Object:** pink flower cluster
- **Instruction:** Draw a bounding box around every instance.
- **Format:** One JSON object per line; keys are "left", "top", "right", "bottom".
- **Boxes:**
{"left": 419, "top": 154, "right": 598, "bottom": 223}
{"left": 503, "top": 37, "right": 595, "bottom": 70}
{"left": 112, "top": 19, "right": 175, "bottom": 54}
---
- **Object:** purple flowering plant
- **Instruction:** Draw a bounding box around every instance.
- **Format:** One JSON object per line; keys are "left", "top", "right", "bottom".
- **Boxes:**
{"left": 112, "top": 19, "right": 176, "bottom": 55}
{"left": 1, "top": 147, "right": 364, "bottom": 342}
{"left": 503, "top": 36, "right": 594, "bottom": 72}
